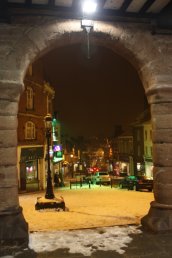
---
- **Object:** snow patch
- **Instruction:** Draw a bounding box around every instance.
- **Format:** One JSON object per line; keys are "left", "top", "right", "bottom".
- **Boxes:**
{"left": 29, "top": 225, "right": 141, "bottom": 256}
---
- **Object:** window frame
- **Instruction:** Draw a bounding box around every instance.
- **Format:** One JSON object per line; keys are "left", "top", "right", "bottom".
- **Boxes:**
{"left": 25, "top": 121, "right": 36, "bottom": 140}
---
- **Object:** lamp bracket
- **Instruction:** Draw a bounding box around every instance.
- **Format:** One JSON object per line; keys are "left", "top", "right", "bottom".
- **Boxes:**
{"left": 81, "top": 19, "right": 94, "bottom": 31}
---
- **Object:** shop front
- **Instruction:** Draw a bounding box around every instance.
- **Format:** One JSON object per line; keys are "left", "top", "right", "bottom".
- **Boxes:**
{"left": 19, "top": 146, "right": 44, "bottom": 192}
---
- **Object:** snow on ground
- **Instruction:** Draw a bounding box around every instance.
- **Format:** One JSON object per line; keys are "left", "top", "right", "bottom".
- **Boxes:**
{"left": 19, "top": 185, "right": 154, "bottom": 231}
{"left": 29, "top": 225, "right": 142, "bottom": 256}
{"left": 7, "top": 186, "right": 153, "bottom": 257}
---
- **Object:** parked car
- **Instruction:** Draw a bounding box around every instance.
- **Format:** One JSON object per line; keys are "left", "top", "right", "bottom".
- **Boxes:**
{"left": 86, "top": 171, "right": 111, "bottom": 185}
{"left": 119, "top": 176, "right": 137, "bottom": 190}
{"left": 119, "top": 175, "right": 153, "bottom": 191}
{"left": 96, "top": 171, "right": 111, "bottom": 185}
{"left": 135, "top": 176, "right": 153, "bottom": 192}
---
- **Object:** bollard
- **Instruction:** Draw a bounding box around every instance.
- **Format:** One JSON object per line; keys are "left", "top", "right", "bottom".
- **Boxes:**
{"left": 89, "top": 180, "right": 91, "bottom": 189}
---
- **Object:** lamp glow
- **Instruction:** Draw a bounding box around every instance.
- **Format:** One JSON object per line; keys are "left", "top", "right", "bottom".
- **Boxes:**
{"left": 82, "top": 1, "right": 97, "bottom": 14}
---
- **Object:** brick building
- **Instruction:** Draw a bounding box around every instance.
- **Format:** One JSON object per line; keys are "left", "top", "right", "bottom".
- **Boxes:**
{"left": 17, "top": 65, "right": 55, "bottom": 192}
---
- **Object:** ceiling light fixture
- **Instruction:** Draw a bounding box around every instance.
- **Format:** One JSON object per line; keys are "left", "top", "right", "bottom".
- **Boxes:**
{"left": 82, "top": 1, "right": 97, "bottom": 14}
{"left": 81, "top": 1, "right": 97, "bottom": 59}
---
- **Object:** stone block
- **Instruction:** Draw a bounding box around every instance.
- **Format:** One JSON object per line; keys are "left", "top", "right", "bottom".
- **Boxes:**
{"left": 0, "top": 147, "right": 17, "bottom": 166}
{"left": 0, "top": 130, "right": 17, "bottom": 147}
{"left": 152, "top": 114, "right": 172, "bottom": 129}
{"left": 0, "top": 186, "right": 19, "bottom": 211}
{"left": 0, "top": 165, "right": 18, "bottom": 187}
{"left": 0, "top": 116, "right": 17, "bottom": 130}
{"left": 153, "top": 143, "right": 172, "bottom": 166}
{"left": 0, "top": 100, "right": 18, "bottom": 115}
{"left": 152, "top": 102, "right": 172, "bottom": 115}
{"left": 153, "top": 129, "right": 172, "bottom": 143}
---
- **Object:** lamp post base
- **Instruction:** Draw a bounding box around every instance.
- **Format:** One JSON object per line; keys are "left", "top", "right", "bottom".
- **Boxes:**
{"left": 35, "top": 196, "right": 65, "bottom": 211}
{"left": 45, "top": 192, "right": 55, "bottom": 199}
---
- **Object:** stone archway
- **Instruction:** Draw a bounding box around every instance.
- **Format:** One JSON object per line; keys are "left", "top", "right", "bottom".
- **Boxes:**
{"left": 1, "top": 17, "right": 172, "bottom": 245}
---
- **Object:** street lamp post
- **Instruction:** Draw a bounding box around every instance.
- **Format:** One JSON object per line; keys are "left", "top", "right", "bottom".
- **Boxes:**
{"left": 44, "top": 114, "right": 55, "bottom": 199}
{"left": 35, "top": 114, "right": 65, "bottom": 211}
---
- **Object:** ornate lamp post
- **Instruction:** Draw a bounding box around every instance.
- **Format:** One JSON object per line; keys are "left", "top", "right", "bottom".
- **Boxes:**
{"left": 35, "top": 114, "right": 65, "bottom": 211}
{"left": 44, "top": 114, "right": 55, "bottom": 199}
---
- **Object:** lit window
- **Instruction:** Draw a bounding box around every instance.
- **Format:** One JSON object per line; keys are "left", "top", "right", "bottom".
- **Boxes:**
{"left": 26, "top": 87, "right": 34, "bottom": 110}
{"left": 25, "top": 121, "right": 36, "bottom": 139}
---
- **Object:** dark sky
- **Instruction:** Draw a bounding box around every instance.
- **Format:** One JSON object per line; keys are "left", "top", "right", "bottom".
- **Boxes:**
{"left": 40, "top": 44, "right": 147, "bottom": 138}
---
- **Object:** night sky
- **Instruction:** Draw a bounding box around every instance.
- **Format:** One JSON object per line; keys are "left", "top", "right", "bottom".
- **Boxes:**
{"left": 40, "top": 44, "right": 147, "bottom": 138}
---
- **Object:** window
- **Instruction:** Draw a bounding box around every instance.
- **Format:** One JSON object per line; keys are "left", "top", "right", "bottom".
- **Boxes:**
{"left": 26, "top": 87, "right": 34, "bottom": 110}
{"left": 26, "top": 160, "right": 38, "bottom": 183}
{"left": 25, "top": 121, "right": 36, "bottom": 139}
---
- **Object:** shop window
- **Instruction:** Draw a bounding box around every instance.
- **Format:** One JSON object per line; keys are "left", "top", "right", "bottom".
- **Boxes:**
{"left": 25, "top": 121, "right": 36, "bottom": 139}
{"left": 26, "top": 86, "right": 34, "bottom": 110}
{"left": 26, "top": 160, "right": 38, "bottom": 183}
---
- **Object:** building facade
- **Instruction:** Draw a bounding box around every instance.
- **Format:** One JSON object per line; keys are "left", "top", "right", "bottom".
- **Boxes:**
{"left": 116, "top": 130, "right": 134, "bottom": 176}
{"left": 132, "top": 109, "right": 151, "bottom": 176}
{"left": 132, "top": 125, "right": 145, "bottom": 176}
{"left": 143, "top": 120, "right": 153, "bottom": 178}
{"left": 17, "top": 66, "right": 55, "bottom": 192}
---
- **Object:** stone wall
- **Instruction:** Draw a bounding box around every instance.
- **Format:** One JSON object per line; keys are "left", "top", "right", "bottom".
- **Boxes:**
{"left": 0, "top": 16, "right": 172, "bottom": 243}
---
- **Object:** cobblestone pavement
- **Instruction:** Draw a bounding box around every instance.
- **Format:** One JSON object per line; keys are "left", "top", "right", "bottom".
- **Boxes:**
{"left": 1, "top": 226, "right": 172, "bottom": 258}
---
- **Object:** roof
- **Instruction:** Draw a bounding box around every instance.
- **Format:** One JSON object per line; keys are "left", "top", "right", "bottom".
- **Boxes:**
{"left": 131, "top": 108, "right": 151, "bottom": 126}
{"left": 1, "top": 0, "right": 172, "bottom": 32}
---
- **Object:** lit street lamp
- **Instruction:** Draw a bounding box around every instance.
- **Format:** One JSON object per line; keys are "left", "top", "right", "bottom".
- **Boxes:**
{"left": 81, "top": 1, "right": 97, "bottom": 59}
{"left": 44, "top": 114, "right": 55, "bottom": 199}
{"left": 35, "top": 114, "right": 65, "bottom": 211}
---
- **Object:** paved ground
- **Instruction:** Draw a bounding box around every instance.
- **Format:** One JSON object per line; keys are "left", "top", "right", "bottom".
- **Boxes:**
{"left": 33, "top": 229, "right": 172, "bottom": 258}
{"left": 1, "top": 226, "right": 172, "bottom": 258}
{"left": 1, "top": 187, "right": 172, "bottom": 257}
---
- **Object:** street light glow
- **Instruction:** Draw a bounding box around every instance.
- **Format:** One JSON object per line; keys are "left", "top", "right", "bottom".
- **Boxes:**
{"left": 82, "top": 1, "right": 97, "bottom": 14}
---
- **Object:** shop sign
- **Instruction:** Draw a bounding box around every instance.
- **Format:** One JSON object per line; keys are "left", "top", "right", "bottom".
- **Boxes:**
{"left": 20, "top": 147, "right": 44, "bottom": 162}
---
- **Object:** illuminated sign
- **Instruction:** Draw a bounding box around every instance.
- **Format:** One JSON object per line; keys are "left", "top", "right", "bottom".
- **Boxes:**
{"left": 53, "top": 144, "right": 63, "bottom": 162}
{"left": 53, "top": 145, "right": 61, "bottom": 152}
